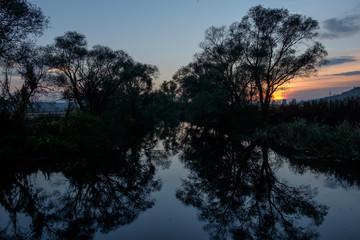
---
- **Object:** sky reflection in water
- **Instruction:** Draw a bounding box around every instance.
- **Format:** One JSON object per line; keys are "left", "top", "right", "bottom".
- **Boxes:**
{"left": 0, "top": 127, "right": 359, "bottom": 240}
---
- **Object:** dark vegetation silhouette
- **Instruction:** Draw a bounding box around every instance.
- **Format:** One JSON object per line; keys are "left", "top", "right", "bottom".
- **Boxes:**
{"left": 269, "top": 97, "right": 360, "bottom": 125}
{"left": 1, "top": 2, "right": 355, "bottom": 162}
{"left": 0, "top": 1, "right": 180, "bottom": 157}
{"left": 45, "top": 31, "right": 159, "bottom": 115}
{"left": 174, "top": 5, "right": 327, "bottom": 122}
{"left": 0, "top": 0, "right": 49, "bottom": 136}
{"left": 263, "top": 98, "right": 360, "bottom": 160}
{"left": 1, "top": 2, "right": 360, "bottom": 239}
{"left": 170, "top": 6, "right": 359, "bottom": 162}
{"left": 0, "top": 0, "right": 48, "bottom": 60}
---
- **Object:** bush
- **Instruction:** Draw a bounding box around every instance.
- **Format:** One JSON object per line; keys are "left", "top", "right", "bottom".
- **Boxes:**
{"left": 19, "top": 112, "right": 110, "bottom": 155}
{"left": 267, "top": 119, "right": 360, "bottom": 161}
{"left": 59, "top": 112, "right": 109, "bottom": 150}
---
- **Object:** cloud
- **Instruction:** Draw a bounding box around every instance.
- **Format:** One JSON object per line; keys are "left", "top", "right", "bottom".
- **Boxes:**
{"left": 322, "top": 56, "right": 357, "bottom": 66}
{"left": 321, "top": 14, "right": 360, "bottom": 39}
{"left": 332, "top": 70, "right": 360, "bottom": 76}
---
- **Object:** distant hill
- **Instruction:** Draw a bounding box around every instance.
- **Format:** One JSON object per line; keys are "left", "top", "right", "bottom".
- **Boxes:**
{"left": 316, "top": 87, "right": 360, "bottom": 102}
{"left": 32, "top": 102, "right": 68, "bottom": 112}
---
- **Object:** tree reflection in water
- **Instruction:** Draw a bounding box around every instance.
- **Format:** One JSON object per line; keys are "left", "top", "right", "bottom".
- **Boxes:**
{"left": 176, "top": 128, "right": 329, "bottom": 240}
{"left": 0, "top": 134, "right": 170, "bottom": 240}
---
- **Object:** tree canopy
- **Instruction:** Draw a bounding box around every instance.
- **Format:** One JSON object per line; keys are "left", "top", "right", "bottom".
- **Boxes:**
{"left": 175, "top": 5, "right": 327, "bottom": 120}
{"left": 0, "top": 0, "right": 49, "bottom": 122}
{"left": 46, "top": 31, "right": 158, "bottom": 114}
{"left": 0, "top": 2, "right": 332, "bottom": 141}
{"left": 0, "top": 0, "right": 48, "bottom": 60}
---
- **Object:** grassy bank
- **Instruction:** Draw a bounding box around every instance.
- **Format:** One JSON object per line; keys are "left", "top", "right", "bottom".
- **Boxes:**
{"left": 263, "top": 119, "right": 360, "bottom": 161}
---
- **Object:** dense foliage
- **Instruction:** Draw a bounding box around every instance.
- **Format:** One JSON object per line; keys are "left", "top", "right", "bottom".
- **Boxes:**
{"left": 0, "top": 0, "right": 48, "bottom": 60}
{"left": 174, "top": 5, "right": 326, "bottom": 122}
{"left": 264, "top": 119, "right": 360, "bottom": 160}
{"left": 0, "top": 2, "right": 359, "bottom": 164}
{"left": 0, "top": 3, "right": 360, "bottom": 239}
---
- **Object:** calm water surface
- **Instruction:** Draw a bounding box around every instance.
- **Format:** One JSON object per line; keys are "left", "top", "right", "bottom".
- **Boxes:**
{"left": 1, "top": 130, "right": 359, "bottom": 240}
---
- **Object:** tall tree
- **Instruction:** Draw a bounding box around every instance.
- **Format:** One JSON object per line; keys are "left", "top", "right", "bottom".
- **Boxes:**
{"left": 0, "top": 0, "right": 48, "bottom": 60}
{"left": 175, "top": 5, "right": 327, "bottom": 121}
{"left": 46, "top": 31, "right": 88, "bottom": 112}
{"left": 47, "top": 31, "right": 158, "bottom": 114}
{"left": 0, "top": 0, "right": 49, "bottom": 121}
{"left": 236, "top": 5, "right": 327, "bottom": 119}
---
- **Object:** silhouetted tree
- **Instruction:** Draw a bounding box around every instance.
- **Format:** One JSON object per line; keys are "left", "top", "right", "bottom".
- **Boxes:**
{"left": 173, "top": 60, "right": 234, "bottom": 128}
{"left": 1, "top": 44, "right": 50, "bottom": 120}
{"left": 0, "top": 0, "right": 49, "bottom": 129}
{"left": 145, "top": 80, "right": 181, "bottom": 127}
{"left": 46, "top": 31, "right": 158, "bottom": 114}
{"left": 0, "top": 0, "right": 48, "bottom": 60}
{"left": 238, "top": 6, "right": 327, "bottom": 119}
{"left": 175, "top": 5, "right": 327, "bottom": 121}
{"left": 159, "top": 80, "right": 178, "bottom": 100}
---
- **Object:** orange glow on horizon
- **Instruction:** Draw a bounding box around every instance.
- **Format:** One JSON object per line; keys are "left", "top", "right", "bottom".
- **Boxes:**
{"left": 272, "top": 90, "right": 287, "bottom": 100}
{"left": 270, "top": 55, "right": 360, "bottom": 100}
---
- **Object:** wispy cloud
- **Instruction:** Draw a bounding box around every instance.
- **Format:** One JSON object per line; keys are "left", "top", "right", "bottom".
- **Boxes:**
{"left": 322, "top": 56, "right": 357, "bottom": 66}
{"left": 321, "top": 13, "right": 360, "bottom": 39}
{"left": 332, "top": 70, "right": 360, "bottom": 76}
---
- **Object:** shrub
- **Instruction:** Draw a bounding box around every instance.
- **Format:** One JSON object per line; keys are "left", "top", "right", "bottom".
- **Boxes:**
{"left": 59, "top": 112, "right": 109, "bottom": 150}
{"left": 267, "top": 119, "right": 360, "bottom": 161}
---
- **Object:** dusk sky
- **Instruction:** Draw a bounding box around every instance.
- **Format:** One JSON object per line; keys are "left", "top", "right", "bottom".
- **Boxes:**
{"left": 30, "top": 0, "right": 360, "bottom": 101}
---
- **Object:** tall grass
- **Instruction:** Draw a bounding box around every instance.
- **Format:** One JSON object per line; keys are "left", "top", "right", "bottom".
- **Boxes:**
{"left": 266, "top": 119, "right": 360, "bottom": 161}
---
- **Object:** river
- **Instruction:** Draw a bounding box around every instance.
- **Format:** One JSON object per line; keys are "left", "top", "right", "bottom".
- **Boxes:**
{"left": 1, "top": 126, "right": 359, "bottom": 240}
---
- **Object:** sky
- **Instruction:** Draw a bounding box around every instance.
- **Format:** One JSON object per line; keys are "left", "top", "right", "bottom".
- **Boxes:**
{"left": 29, "top": 0, "right": 360, "bottom": 101}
